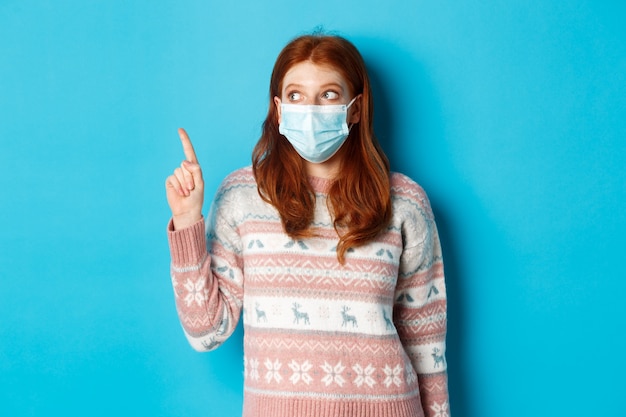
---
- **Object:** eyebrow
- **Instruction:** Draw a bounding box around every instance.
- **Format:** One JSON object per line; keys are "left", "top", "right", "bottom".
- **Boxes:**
{"left": 283, "top": 82, "right": 345, "bottom": 91}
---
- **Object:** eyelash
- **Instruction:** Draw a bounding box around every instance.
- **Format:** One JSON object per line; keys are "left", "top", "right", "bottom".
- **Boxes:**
{"left": 288, "top": 92, "right": 302, "bottom": 101}
{"left": 287, "top": 90, "right": 340, "bottom": 102}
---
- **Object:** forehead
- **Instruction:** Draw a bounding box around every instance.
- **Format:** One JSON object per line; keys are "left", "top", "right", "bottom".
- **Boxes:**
{"left": 282, "top": 61, "right": 349, "bottom": 90}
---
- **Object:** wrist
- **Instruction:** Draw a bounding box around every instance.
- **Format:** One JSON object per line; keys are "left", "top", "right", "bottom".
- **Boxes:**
{"left": 172, "top": 212, "right": 202, "bottom": 230}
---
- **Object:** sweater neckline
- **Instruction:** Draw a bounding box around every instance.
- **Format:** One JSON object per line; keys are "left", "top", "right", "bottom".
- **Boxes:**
{"left": 308, "top": 175, "right": 333, "bottom": 194}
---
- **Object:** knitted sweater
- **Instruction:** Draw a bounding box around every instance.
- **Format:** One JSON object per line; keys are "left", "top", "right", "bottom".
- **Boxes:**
{"left": 167, "top": 166, "right": 450, "bottom": 417}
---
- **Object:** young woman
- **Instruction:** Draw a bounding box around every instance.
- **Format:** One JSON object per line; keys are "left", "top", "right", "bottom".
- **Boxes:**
{"left": 165, "top": 34, "right": 450, "bottom": 417}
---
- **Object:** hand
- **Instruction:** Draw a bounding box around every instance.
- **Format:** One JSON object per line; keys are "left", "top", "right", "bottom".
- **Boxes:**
{"left": 165, "top": 128, "right": 205, "bottom": 230}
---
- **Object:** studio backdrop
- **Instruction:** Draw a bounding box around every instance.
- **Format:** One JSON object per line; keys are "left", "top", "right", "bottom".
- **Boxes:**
{"left": 1, "top": 1, "right": 625, "bottom": 416}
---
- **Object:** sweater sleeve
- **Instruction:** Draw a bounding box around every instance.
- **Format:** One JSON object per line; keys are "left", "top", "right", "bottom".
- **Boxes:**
{"left": 167, "top": 182, "right": 244, "bottom": 352}
{"left": 394, "top": 185, "right": 450, "bottom": 417}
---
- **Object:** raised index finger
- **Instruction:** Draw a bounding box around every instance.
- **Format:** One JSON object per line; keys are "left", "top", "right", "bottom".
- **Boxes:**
{"left": 178, "top": 128, "right": 198, "bottom": 163}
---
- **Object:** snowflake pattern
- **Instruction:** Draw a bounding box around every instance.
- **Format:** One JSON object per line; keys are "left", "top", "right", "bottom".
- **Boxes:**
{"left": 318, "top": 305, "right": 330, "bottom": 320}
{"left": 365, "top": 310, "right": 379, "bottom": 326}
{"left": 405, "top": 362, "right": 418, "bottom": 386}
{"left": 264, "top": 359, "right": 282, "bottom": 384}
{"left": 320, "top": 361, "right": 346, "bottom": 387}
{"left": 352, "top": 363, "right": 376, "bottom": 388}
{"left": 430, "top": 400, "right": 449, "bottom": 417}
{"left": 383, "top": 364, "right": 403, "bottom": 388}
{"left": 183, "top": 278, "right": 206, "bottom": 307}
{"left": 288, "top": 360, "right": 313, "bottom": 385}
{"left": 171, "top": 276, "right": 179, "bottom": 298}
{"left": 249, "top": 357, "right": 423, "bottom": 393}
{"left": 248, "top": 358, "right": 260, "bottom": 381}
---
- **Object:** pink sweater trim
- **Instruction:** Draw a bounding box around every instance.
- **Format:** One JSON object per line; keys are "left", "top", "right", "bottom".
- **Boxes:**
{"left": 243, "top": 394, "right": 425, "bottom": 417}
{"left": 167, "top": 218, "right": 206, "bottom": 267}
{"left": 308, "top": 175, "right": 332, "bottom": 193}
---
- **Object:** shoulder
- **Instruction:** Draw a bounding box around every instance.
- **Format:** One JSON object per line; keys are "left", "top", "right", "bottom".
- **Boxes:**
{"left": 218, "top": 166, "right": 256, "bottom": 190}
{"left": 390, "top": 172, "right": 434, "bottom": 220}
{"left": 389, "top": 172, "right": 437, "bottom": 250}
{"left": 209, "top": 166, "right": 265, "bottom": 227}
{"left": 211, "top": 166, "right": 259, "bottom": 213}
{"left": 214, "top": 166, "right": 258, "bottom": 198}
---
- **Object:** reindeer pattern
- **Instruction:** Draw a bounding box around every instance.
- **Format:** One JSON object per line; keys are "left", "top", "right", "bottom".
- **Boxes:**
{"left": 292, "top": 302, "right": 310, "bottom": 325}
{"left": 255, "top": 303, "right": 267, "bottom": 323}
{"left": 341, "top": 306, "right": 359, "bottom": 328}
{"left": 382, "top": 309, "right": 394, "bottom": 330}
{"left": 250, "top": 300, "right": 407, "bottom": 334}
{"left": 432, "top": 347, "right": 445, "bottom": 368}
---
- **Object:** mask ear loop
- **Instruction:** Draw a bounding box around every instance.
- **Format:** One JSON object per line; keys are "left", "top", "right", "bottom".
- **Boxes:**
{"left": 346, "top": 94, "right": 362, "bottom": 130}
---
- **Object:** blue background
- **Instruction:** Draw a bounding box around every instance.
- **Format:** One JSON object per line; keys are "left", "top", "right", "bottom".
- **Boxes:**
{"left": 1, "top": 1, "right": 625, "bottom": 416}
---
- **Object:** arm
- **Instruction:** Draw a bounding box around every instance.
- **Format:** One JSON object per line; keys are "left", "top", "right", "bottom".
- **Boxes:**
{"left": 165, "top": 128, "right": 243, "bottom": 351}
{"left": 167, "top": 212, "right": 243, "bottom": 352}
{"left": 394, "top": 186, "right": 450, "bottom": 417}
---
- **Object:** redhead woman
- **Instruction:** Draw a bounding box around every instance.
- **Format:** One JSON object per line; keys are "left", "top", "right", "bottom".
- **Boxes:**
{"left": 165, "top": 34, "right": 450, "bottom": 417}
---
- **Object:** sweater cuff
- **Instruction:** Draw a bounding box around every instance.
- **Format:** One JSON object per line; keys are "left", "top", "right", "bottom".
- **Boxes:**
{"left": 167, "top": 217, "right": 207, "bottom": 267}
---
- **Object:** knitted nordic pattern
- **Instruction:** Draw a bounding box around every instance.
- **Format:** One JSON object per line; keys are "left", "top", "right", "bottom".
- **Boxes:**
{"left": 168, "top": 166, "right": 450, "bottom": 417}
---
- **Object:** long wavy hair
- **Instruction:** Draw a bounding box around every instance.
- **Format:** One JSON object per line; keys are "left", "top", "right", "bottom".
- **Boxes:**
{"left": 252, "top": 34, "right": 392, "bottom": 264}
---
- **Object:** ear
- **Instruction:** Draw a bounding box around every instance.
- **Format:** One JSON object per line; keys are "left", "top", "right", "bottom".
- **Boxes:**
{"left": 273, "top": 96, "right": 282, "bottom": 124}
{"left": 348, "top": 94, "right": 362, "bottom": 125}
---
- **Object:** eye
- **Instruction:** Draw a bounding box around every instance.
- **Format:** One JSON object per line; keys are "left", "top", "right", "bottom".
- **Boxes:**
{"left": 322, "top": 90, "right": 340, "bottom": 100}
{"left": 288, "top": 92, "right": 302, "bottom": 101}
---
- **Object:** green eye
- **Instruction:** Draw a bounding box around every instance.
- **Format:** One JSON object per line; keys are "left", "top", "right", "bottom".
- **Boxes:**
{"left": 288, "top": 92, "right": 302, "bottom": 101}
{"left": 323, "top": 91, "right": 339, "bottom": 100}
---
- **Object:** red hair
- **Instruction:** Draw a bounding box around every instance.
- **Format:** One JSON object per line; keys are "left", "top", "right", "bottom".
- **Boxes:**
{"left": 252, "top": 34, "right": 392, "bottom": 263}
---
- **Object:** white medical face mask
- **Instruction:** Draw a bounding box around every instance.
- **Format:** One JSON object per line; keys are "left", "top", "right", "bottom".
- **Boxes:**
{"left": 278, "top": 97, "right": 358, "bottom": 163}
